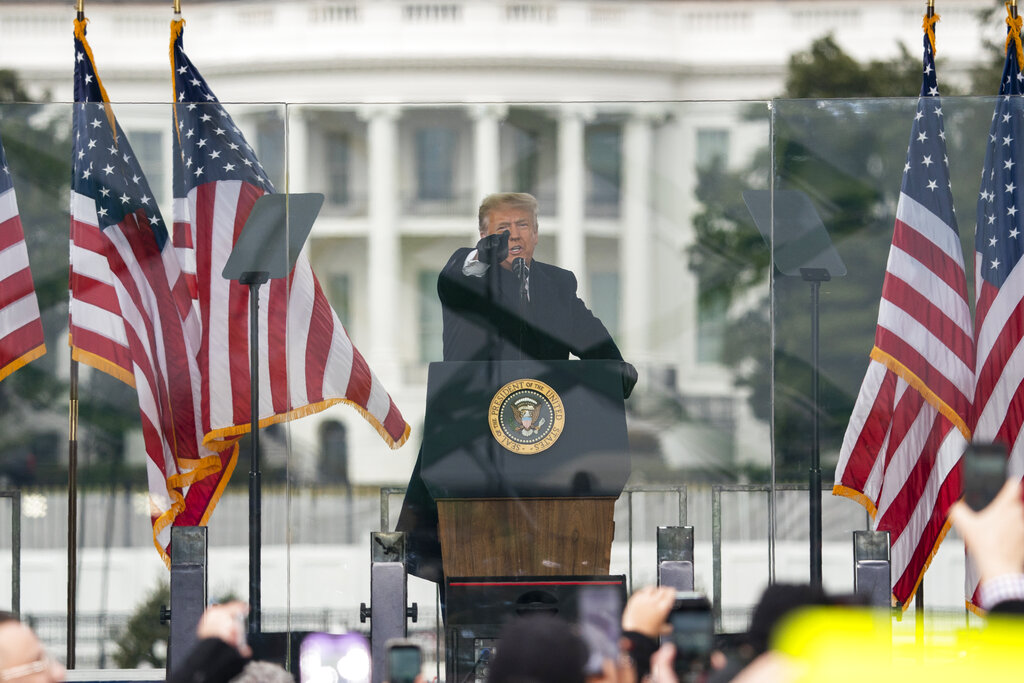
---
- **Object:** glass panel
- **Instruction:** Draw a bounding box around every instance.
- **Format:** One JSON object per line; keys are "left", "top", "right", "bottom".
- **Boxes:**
{"left": 771, "top": 95, "right": 995, "bottom": 619}
{"left": 417, "top": 270, "right": 443, "bottom": 364}
{"left": 10, "top": 90, "right": 1010, "bottom": 673}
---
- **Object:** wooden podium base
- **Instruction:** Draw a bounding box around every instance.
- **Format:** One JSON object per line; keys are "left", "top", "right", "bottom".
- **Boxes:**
{"left": 436, "top": 497, "right": 616, "bottom": 577}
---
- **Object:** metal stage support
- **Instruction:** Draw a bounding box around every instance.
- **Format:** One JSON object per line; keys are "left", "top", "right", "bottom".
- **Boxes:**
{"left": 657, "top": 526, "right": 695, "bottom": 591}
{"left": 853, "top": 530, "right": 891, "bottom": 609}
{"left": 168, "top": 527, "right": 209, "bottom": 676}
{"left": 360, "top": 532, "right": 417, "bottom": 683}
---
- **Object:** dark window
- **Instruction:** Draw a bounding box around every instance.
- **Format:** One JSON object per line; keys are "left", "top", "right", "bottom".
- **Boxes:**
{"left": 319, "top": 420, "right": 349, "bottom": 486}
{"left": 415, "top": 127, "right": 457, "bottom": 200}
{"left": 696, "top": 128, "right": 729, "bottom": 168}
{"left": 589, "top": 272, "right": 620, "bottom": 340}
{"left": 585, "top": 124, "right": 622, "bottom": 214}
{"left": 697, "top": 289, "right": 727, "bottom": 364}
{"left": 255, "top": 119, "right": 285, "bottom": 188}
{"left": 130, "top": 130, "right": 166, "bottom": 209}
{"left": 511, "top": 126, "right": 540, "bottom": 195}
{"left": 325, "top": 132, "right": 351, "bottom": 205}
{"left": 327, "top": 273, "right": 351, "bottom": 331}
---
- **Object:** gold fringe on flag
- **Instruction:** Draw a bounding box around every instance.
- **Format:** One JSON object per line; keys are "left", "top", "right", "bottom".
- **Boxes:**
{"left": 1007, "top": 2, "right": 1024, "bottom": 66}
{"left": 170, "top": 17, "right": 185, "bottom": 137}
{"left": 922, "top": 10, "right": 940, "bottom": 55}
{"left": 869, "top": 346, "right": 971, "bottom": 440}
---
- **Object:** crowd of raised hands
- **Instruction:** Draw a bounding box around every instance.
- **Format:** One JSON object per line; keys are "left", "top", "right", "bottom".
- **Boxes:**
{"left": 112, "top": 480, "right": 1024, "bottom": 683}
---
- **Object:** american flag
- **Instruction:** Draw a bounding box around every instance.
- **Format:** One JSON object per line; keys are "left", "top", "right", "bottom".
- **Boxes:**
{"left": 170, "top": 19, "right": 409, "bottom": 450}
{"left": 968, "top": 15, "right": 1024, "bottom": 608}
{"left": 0, "top": 132, "right": 46, "bottom": 382}
{"left": 833, "top": 23, "right": 973, "bottom": 607}
{"left": 69, "top": 19, "right": 236, "bottom": 564}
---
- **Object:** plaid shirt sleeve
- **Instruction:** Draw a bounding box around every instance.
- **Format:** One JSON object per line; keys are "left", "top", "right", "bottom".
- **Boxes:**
{"left": 979, "top": 573, "right": 1024, "bottom": 611}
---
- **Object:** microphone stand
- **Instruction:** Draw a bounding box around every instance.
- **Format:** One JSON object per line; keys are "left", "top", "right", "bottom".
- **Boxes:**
{"left": 513, "top": 257, "right": 528, "bottom": 360}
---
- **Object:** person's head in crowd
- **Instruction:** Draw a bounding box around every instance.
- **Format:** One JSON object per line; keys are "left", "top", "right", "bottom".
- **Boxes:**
{"left": 478, "top": 192, "right": 540, "bottom": 269}
{"left": 488, "top": 613, "right": 588, "bottom": 683}
{"left": 229, "top": 661, "right": 294, "bottom": 683}
{"left": 0, "top": 612, "right": 65, "bottom": 683}
{"left": 197, "top": 601, "right": 251, "bottom": 657}
{"left": 745, "top": 583, "right": 830, "bottom": 658}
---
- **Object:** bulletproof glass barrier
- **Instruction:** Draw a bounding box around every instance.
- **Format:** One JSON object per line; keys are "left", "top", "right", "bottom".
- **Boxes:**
{"left": 0, "top": 85, "right": 1002, "bottom": 678}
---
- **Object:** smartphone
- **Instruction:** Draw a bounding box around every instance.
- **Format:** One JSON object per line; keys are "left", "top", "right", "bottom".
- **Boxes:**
{"left": 385, "top": 639, "right": 421, "bottom": 683}
{"left": 668, "top": 592, "right": 713, "bottom": 681}
{"left": 577, "top": 585, "right": 622, "bottom": 676}
{"left": 962, "top": 442, "right": 1008, "bottom": 511}
{"left": 299, "top": 632, "right": 371, "bottom": 683}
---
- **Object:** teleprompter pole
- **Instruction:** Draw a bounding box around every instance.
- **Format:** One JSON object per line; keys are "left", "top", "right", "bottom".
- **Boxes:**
{"left": 221, "top": 192, "right": 324, "bottom": 636}
{"left": 243, "top": 274, "right": 268, "bottom": 635}
{"left": 802, "top": 268, "right": 830, "bottom": 588}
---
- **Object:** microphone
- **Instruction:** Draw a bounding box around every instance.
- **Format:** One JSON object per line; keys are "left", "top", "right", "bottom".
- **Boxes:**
{"left": 512, "top": 257, "right": 528, "bottom": 301}
{"left": 512, "top": 257, "right": 526, "bottom": 280}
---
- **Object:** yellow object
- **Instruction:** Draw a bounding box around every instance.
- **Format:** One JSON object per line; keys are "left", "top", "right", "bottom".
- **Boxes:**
{"left": 774, "top": 607, "right": 1024, "bottom": 682}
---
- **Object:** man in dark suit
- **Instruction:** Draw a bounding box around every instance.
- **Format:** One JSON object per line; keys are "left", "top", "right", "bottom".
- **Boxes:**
{"left": 396, "top": 192, "right": 637, "bottom": 589}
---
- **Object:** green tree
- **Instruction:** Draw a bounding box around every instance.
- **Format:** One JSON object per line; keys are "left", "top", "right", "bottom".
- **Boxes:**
{"left": 785, "top": 35, "right": 923, "bottom": 98}
{"left": 0, "top": 70, "right": 146, "bottom": 486}
{"left": 0, "top": 70, "right": 31, "bottom": 102}
{"left": 689, "top": 33, "right": 995, "bottom": 480}
{"left": 113, "top": 582, "right": 171, "bottom": 669}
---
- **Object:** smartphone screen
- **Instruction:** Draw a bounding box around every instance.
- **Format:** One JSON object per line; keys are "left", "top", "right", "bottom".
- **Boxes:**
{"left": 962, "top": 442, "right": 1008, "bottom": 511}
{"left": 385, "top": 642, "right": 421, "bottom": 683}
{"left": 578, "top": 585, "right": 622, "bottom": 676}
{"left": 669, "top": 593, "right": 712, "bottom": 680}
{"left": 299, "top": 633, "right": 371, "bottom": 683}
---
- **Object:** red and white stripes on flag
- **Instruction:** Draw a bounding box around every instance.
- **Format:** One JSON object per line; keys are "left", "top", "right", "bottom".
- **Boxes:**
{"left": 178, "top": 179, "right": 410, "bottom": 449}
{"left": 834, "top": 25, "right": 973, "bottom": 609}
{"left": 834, "top": 195, "right": 973, "bottom": 607}
{"left": 71, "top": 19, "right": 235, "bottom": 564}
{"left": 70, "top": 190, "right": 235, "bottom": 561}
{"left": 0, "top": 151, "right": 46, "bottom": 382}
{"left": 171, "top": 19, "right": 409, "bottom": 450}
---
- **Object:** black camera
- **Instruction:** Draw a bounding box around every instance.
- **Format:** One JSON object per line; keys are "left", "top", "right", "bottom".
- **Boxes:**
{"left": 668, "top": 592, "right": 713, "bottom": 680}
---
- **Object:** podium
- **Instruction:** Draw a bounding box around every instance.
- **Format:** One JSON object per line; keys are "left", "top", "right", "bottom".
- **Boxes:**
{"left": 422, "top": 359, "right": 630, "bottom": 576}
{"left": 421, "top": 359, "right": 630, "bottom": 680}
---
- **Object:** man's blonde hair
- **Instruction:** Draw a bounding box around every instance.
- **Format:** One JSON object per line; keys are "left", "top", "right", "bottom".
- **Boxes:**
{"left": 478, "top": 192, "right": 539, "bottom": 234}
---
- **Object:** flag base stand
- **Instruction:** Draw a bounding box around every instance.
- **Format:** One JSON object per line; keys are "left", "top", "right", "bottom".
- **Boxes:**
{"left": 223, "top": 192, "right": 323, "bottom": 633}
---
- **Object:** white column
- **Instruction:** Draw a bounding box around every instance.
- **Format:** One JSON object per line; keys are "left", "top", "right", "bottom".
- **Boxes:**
{"left": 360, "top": 104, "right": 401, "bottom": 385}
{"left": 470, "top": 103, "right": 506, "bottom": 202}
{"left": 285, "top": 105, "right": 310, "bottom": 194}
{"left": 557, "top": 106, "right": 590, "bottom": 292}
{"left": 621, "top": 111, "right": 654, "bottom": 361}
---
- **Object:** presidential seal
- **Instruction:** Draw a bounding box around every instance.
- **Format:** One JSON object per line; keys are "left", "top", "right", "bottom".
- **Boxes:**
{"left": 488, "top": 378, "right": 565, "bottom": 454}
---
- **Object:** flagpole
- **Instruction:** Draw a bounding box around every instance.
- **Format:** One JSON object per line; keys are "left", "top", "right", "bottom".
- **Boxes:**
{"left": 66, "top": 360, "right": 78, "bottom": 669}
{"left": 173, "top": 0, "right": 181, "bottom": 15}
{"left": 67, "top": 3, "right": 85, "bottom": 668}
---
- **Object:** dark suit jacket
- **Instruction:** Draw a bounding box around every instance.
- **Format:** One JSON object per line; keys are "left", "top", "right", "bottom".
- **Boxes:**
{"left": 396, "top": 248, "right": 625, "bottom": 586}
{"left": 438, "top": 248, "right": 624, "bottom": 363}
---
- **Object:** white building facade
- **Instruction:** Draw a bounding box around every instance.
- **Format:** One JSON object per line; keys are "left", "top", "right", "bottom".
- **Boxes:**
{"left": 0, "top": 0, "right": 995, "bottom": 486}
